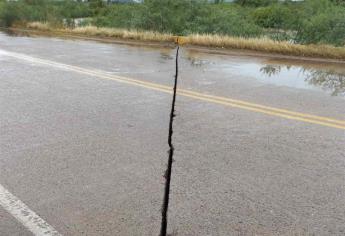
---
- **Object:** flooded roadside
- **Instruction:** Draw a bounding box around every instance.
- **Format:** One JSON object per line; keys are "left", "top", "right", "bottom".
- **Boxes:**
{"left": 1, "top": 29, "right": 345, "bottom": 98}
{"left": 179, "top": 50, "right": 345, "bottom": 97}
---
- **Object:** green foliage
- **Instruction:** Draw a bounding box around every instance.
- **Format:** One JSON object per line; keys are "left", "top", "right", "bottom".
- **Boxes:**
{"left": 140, "top": 0, "right": 199, "bottom": 34}
{"left": 89, "top": 0, "right": 105, "bottom": 15}
{"left": 0, "top": 0, "right": 56, "bottom": 26}
{"left": 93, "top": 0, "right": 261, "bottom": 37}
{"left": 234, "top": 0, "right": 278, "bottom": 7}
{"left": 251, "top": 4, "right": 293, "bottom": 29}
{"left": 296, "top": 9, "right": 345, "bottom": 45}
{"left": 0, "top": 2, "right": 21, "bottom": 27}
{"left": 330, "top": 0, "right": 345, "bottom": 6}
{"left": 191, "top": 5, "right": 262, "bottom": 37}
{"left": 302, "top": 0, "right": 334, "bottom": 15}
{"left": 59, "top": 1, "right": 90, "bottom": 19}
{"left": 0, "top": 0, "right": 90, "bottom": 27}
{"left": 292, "top": 0, "right": 345, "bottom": 45}
{"left": 93, "top": 3, "right": 144, "bottom": 29}
{"left": 1, "top": 0, "right": 344, "bottom": 46}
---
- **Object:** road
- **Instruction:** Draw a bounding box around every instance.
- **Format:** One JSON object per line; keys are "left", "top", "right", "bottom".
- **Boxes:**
{"left": 0, "top": 31, "right": 344, "bottom": 236}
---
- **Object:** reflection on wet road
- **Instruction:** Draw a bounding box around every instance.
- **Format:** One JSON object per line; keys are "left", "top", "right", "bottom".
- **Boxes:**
{"left": 260, "top": 65, "right": 345, "bottom": 96}
{"left": 181, "top": 50, "right": 345, "bottom": 97}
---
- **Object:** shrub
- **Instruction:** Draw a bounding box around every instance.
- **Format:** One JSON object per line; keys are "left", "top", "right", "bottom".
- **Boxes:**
{"left": 296, "top": 10, "right": 345, "bottom": 46}
{"left": 1, "top": 0, "right": 345, "bottom": 46}
{"left": 193, "top": 6, "right": 262, "bottom": 37}
{"left": 93, "top": 4, "right": 144, "bottom": 29}
{"left": 93, "top": 0, "right": 262, "bottom": 37}
{"left": 251, "top": 4, "right": 293, "bottom": 29}
{"left": 0, "top": 0, "right": 90, "bottom": 27}
{"left": 234, "top": 0, "right": 278, "bottom": 7}
{"left": 0, "top": 2, "right": 24, "bottom": 26}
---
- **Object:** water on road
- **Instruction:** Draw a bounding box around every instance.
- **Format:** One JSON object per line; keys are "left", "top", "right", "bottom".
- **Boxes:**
{"left": 1, "top": 31, "right": 345, "bottom": 236}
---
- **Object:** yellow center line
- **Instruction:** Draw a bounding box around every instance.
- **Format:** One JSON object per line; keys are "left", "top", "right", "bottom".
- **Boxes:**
{"left": 2, "top": 49, "right": 345, "bottom": 130}
{"left": 179, "top": 89, "right": 345, "bottom": 125}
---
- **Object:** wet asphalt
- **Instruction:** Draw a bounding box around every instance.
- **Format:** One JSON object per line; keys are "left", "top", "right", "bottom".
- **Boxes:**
{"left": 0, "top": 32, "right": 345, "bottom": 236}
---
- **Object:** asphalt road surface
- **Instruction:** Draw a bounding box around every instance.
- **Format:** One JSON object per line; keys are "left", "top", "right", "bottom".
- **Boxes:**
{"left": 1, "top": 32, "right": 345, "bottom": 236}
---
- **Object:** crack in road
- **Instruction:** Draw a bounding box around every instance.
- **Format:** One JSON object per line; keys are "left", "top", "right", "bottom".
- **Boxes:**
{"left": 160, "top": 46, "right": 180, "bottom": 236}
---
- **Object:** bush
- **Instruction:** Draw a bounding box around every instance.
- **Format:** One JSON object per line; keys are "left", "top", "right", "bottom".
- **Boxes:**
{"left": 296, "top": 10, "right": 345, "bottom": 46}
{"left": 139, "top": 0, "right": 206, "bottom": 35}
{"left": 93, "top": 3, "right": 145, "bottom": 29}
{"left": 0, "top": 2, "right": 22, "bottom": 27}
{"left": 1, "top": 0, "right": 345, "bottom": 46}
{"left": 93, "top": 0, "right": 262, "bottom": 37}
{"left": 193, "top": 5, "right": 262, "bottom": 37}
{"left": 58, "top": 1, "right": 91, "bottom": 19}
{"left": 251, "top": 4, "right": 293, "bottom": 29}
{"left": 0, "top": 0, "right": 90, "bottom": 27}
{"left": 293, "top": 0, "right": 345, "bottom": 46}
{"left": 301, "top": 0, "right": 334, "bottom": 16}
{"left": 234, "top": 0, "right": 278, "bottom": 7}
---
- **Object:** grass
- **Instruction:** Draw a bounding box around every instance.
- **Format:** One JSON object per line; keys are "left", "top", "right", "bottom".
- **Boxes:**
{"left": 25, "top": 22, "right": 345, "bottom": 60}
{"left": 26, "top": 22, "right": 175, "bottom": 42}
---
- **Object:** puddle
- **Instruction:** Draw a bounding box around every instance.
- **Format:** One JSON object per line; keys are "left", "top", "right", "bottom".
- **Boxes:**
{"left": 183, "top": 50, "right": 345, "bottom": 97}
{"left": 258, "top": 64, "right": 345, "bottom": 96}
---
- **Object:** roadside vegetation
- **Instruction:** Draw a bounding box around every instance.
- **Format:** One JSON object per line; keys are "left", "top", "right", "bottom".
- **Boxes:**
{"left": 1, "top": 0, "right": 345, "bottom": 59}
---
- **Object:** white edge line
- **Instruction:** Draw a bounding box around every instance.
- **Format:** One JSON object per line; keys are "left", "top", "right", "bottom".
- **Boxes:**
{"left": 0, "top": 184, "right": 62, "bottom": 236}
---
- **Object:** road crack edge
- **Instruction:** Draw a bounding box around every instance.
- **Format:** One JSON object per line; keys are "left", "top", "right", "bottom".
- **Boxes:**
{"left": 160, "top": 46, "right": 180, "bottom": 236}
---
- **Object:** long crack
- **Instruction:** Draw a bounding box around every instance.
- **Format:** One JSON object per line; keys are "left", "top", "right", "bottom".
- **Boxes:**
{"left": 160, "top": 46, "right": 180, "bottom": 236}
